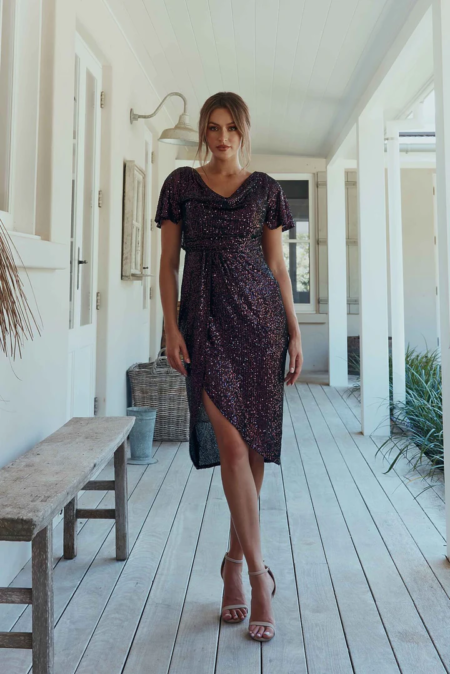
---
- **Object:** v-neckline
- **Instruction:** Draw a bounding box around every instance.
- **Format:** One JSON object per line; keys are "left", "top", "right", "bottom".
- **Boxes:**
{"left": 191, "top": 167, "right": 257, "bottom": 200}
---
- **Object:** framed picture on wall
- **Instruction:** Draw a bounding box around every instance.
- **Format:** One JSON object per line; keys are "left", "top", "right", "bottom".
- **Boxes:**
{"left": 122, "top": 159, "right": 146, "bottom": 280}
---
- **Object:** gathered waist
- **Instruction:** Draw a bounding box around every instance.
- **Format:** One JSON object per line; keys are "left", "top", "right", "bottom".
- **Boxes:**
{"left": 183, "top": 237, "right": 261, "bottom": 254}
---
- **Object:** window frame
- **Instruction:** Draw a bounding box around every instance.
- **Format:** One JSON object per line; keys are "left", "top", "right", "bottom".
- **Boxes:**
{"left": 0, "top": 0, "right": 17, "bottom": 227}
{"left": 0, "top": 0, "right": 42, "bottom": 234}
{"left": 268, "top": 172, "right": 317, "bottom": 314}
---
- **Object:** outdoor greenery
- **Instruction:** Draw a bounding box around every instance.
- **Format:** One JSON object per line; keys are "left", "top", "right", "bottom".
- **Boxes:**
{"left": 349, "top": 345, "right": 443, "bottom": 488}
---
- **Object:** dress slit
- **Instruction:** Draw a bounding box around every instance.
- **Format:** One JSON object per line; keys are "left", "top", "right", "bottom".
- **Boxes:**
{"left": 198, "top": 382, "right": 270, "bottom": 466}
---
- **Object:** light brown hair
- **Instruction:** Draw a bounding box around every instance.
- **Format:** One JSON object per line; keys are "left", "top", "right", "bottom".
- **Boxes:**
{"left": 194, "top": 92, "right": 251, "bottom": 169}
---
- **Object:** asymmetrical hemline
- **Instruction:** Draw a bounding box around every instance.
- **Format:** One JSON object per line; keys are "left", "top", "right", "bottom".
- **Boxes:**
{"left": 201, "top": 382, "right": 280, "bottom": 468}
{"left": 155, "top": 166, "right": 296, "bottom": 470}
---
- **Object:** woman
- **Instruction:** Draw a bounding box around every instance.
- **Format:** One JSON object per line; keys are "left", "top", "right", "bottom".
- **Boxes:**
{"left": 155, "top": 92, "right": 303, "bottom": 643}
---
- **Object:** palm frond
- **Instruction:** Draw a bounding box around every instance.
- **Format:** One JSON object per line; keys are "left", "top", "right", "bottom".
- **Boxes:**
{"left": 0, "top": 218, "right": 41, "bottom": 359}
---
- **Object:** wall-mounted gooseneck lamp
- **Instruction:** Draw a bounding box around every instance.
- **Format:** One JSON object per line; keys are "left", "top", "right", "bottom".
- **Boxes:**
{"left": 130, "top": 92, "right": 198, "bottom": 146}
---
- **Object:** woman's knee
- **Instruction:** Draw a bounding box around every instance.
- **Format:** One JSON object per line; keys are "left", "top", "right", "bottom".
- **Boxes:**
{"left": 219, "top": 439, "right": 249, "bottom": 470}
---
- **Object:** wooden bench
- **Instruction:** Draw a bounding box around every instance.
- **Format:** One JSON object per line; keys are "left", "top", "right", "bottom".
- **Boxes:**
{"left": 0, "top": 416, "right": 135, "bottom": 674}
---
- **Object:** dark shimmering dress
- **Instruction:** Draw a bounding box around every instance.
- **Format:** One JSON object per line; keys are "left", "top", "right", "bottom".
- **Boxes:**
{"left": 155, "top": 166, "right": 295, "bottom": 470}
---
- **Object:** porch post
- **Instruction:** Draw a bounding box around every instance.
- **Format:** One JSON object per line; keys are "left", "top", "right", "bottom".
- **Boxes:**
{"left": 327, "top": 158, "right": 348, "bottom": 386}
{"left": 386, "top": 126, "right": 406, "bottom": 407}
{"left": 432, "top": 0, "right": 450, "bottom": 560}
{"left": 356, "top": 106, "right": 391, "bottom": 435}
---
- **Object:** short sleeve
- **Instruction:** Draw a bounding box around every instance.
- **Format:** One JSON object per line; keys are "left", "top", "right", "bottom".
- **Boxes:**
{"left": 264, "top": 180, "right": 295, "bottom": 232}
{"left": 155, "top": 169, "right": 183, "bottom": 227}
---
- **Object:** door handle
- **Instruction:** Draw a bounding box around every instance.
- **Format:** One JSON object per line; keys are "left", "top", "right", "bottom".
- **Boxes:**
{"left": 76, "top": 248, "right": 88, "bottom": 290}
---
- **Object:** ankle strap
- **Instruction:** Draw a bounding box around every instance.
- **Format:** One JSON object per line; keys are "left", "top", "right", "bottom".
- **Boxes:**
{"left": 225, "top": 554, "right": 244, "bottom": 564}
{"left": 248, "top": 564, "right": 269, "bottom": 576}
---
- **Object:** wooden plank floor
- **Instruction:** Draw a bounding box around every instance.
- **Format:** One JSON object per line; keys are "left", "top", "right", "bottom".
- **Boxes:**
{"left": 1, "top": 382, "right": 449, "bottom": 673}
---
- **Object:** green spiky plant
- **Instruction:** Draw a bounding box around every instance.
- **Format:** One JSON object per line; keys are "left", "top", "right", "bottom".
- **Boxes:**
{"left": 349, "top": 344, "right": 443, "bottom": 488}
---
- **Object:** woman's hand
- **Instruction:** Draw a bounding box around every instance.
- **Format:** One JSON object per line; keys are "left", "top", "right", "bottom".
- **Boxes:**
{"left": 285, "top": 332, "right": 303, "bottom": 386}
{"left": 165, "top": 329, "right": 190, "bottom": 377}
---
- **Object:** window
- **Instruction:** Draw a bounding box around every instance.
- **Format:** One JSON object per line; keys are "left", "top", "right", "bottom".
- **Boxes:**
{"left": 0, "top": 0, "right": 43, "bottom": 234}
{"left": 0, "top": 0, "right": 16, "bottom": 225}
{"left": 271, "top": 174, "right": 316, "bottom": 313}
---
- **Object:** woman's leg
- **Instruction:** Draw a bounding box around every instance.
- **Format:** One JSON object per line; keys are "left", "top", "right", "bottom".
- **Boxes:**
{"left": 222, "top": 452, "right": 264, "bottom": 620}
{"left": 202, "top": 389, "right": 275, "bottom": 637}
{"left": 228, "top": 450, "right": 265, "bottom": 558}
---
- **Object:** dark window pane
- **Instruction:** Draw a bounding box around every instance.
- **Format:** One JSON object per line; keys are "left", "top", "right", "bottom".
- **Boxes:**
{"left": 278, "top": 179, "right": 311, "bottom": 305}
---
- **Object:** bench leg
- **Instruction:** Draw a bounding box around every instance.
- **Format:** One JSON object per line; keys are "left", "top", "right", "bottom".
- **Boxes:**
{"left": 32, "top": 525, "right": 54, "bottom": 673}
{"left": 114, "top": 440, "right": 129, "bottom": 560}
{"left": 63, "top": 494, "right": 78, "bottom": 559}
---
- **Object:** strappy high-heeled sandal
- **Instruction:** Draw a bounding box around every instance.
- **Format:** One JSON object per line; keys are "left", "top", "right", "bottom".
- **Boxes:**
{"left": 220, "top": 552, "right": 249, "bottom": 623}
{"left": 248, "top": 564, "right": 277, "bottom": 641}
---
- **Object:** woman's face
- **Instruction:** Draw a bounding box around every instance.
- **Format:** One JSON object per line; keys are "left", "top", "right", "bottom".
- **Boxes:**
{"left": 205, "top": 107, "right": 242, "bottom": 159}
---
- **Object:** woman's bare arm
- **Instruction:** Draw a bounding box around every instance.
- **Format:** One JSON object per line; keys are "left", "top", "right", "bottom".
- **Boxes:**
{"left": 262, "top": 225, "right": 303, "bottom": 385}
{"left": 159, "top": 219, "right": 190, "bottom": 376}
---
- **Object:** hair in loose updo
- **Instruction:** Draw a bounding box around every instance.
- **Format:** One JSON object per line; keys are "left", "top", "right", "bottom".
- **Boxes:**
{"left": 194, "top": 92, "right": 251, "bottom": 170}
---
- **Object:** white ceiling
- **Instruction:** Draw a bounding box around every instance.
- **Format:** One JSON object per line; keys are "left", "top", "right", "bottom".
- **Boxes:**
{"left": 106, "top": 0, "right": 427, "bottom": 158}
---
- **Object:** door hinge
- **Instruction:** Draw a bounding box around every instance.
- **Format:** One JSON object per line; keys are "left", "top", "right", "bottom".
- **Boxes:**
{"left": 100, "top": 91, "right": 105, "bottom": 108}
{"left": 433, "top": 186, "right": 435, "bottom": 196}
{"left": 96, "top": 291, "right": 101, "bottom": 310}
{"left": 151, "top": 150, "right": 154, "bottom": 164}
{"left": 98, "top": 190, "right": 103, "bottom": 208}
{"left": 94, "top": 397, "right": 99, "bottom": 416}
{"left": 149, "top": 286, "right": 153, "bottom": 300}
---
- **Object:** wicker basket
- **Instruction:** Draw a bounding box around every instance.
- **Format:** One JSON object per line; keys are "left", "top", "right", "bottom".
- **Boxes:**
{"left": 127, "top": 347, "right": 189, "bottom": 441}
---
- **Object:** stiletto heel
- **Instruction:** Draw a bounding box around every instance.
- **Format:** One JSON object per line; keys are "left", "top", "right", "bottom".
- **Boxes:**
{"left": 220, "top": 552, "right": 249, "bottom": 623}
{"left": 248, "top": 565, "right": 276, "bottom": 641}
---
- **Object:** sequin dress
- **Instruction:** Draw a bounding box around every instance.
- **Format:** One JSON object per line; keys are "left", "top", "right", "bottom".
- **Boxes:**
{"left": 155, "top": 166, "right": 295, "bottom": 469}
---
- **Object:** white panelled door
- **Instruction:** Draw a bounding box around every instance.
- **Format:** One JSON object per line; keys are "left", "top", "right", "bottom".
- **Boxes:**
{"left": 142, "top": 130, "right": 153, "bottom": 349}
{"left": 67, "top": 35, "right": 102, "bottom": 418}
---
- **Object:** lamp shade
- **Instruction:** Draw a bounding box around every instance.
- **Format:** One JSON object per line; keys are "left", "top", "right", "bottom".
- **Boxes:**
{"left": 158, "top": 112, "right": 198, "bottom": 146}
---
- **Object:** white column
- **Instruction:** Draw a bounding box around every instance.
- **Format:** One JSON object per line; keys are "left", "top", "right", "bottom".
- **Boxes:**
{"left": 386, "top": 127, "right": 406, "bottom": 407}
{"left": 356, "top": 106, "right": 391, "bottom": 436}
{"left": 327, "top": 159, "right": 348, "bottom": 387}
{"left": 432, "top": 0, "right": 450, "bottom": 561}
